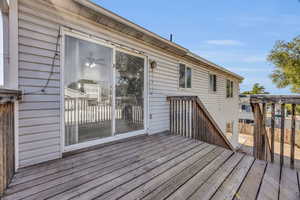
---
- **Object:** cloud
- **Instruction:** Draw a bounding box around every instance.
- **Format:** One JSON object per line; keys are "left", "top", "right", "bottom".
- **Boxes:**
{"left": 227, "top": 67, "right": 270, "bottom": 73}
{"left": 205, "top": 40, "right": 244, "bottom": 46}
{"left": 243, "top": 56, "right": 266, "bottom": 63}
{"left": 195, "top": 50, "right": 267, "bottom": 64}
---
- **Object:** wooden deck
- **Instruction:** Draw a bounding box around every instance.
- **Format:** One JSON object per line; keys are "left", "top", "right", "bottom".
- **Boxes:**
{"left": 3, "top": 133, "right": 300, "bottom": 200}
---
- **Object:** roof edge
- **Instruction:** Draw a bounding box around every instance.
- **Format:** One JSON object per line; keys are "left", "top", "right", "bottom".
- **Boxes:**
{"left": 187, "top": 52, "right": 244, "bottom": 81}
{"left": 74, "top": 0, "right": 189, "bottom": 52}
{"left": 74, "top": 0, "right": 244, "bottom": 81}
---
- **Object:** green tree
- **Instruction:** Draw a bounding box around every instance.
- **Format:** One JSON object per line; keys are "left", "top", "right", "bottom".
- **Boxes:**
{"left": 242, "top": 83, "right": 269, "bottom": 94}
{"left": 268, "top": 36, "right": 300, "bottom": 93}
{"left": 285, "top": 104, "right": 300, "bottom": 115}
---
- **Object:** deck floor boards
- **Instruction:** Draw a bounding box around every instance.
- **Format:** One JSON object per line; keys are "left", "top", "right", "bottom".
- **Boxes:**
{"left": 3, "top": 133, "right": 300, "bottom": 200}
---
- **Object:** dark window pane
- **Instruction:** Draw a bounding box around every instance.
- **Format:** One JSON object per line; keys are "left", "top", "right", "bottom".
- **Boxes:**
{"left": 210, "top": 74, "right": 217, "bottom": 92}
{"left": 186, "top": 67, "right": 192, "bottom": 88}
{"left": 209, "top": 74, "right": 213, "bottom": 91}
{"left": 213, "top": 75, "right": 217, "bottom": 91}
{"left": 230, "top": 81, "right": 234, "bottom": 97}
{"left": 226, "top": 79, "right": 230, "bottom": 98}
{"left": 179, "top": 64, "right": 186, "bottom": 88}
{"left": 241, "top": 105, "right": 246, "bottom": 110}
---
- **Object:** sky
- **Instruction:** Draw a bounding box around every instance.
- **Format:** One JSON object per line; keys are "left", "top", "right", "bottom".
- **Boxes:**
{"left": 92, "top": 0, "right": 300, "bottom": 94}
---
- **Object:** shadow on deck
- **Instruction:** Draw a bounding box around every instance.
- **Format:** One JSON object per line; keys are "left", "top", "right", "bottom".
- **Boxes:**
{"left": 3, "top": 133, "right": 300, "bottom": 200}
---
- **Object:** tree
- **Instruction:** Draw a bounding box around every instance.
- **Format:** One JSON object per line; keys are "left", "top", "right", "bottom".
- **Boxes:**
{"left": 268, "top": 36, "right": 300, "bottom": 93}
{"left": 242, "top": 83, "right": 269, "bottom": 94}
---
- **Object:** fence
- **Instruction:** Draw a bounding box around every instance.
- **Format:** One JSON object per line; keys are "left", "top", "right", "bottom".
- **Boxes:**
{"left": 239, "top": 122, "right": 300, "bottom": 147}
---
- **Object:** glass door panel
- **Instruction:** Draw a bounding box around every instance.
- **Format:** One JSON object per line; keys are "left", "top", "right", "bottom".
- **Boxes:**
{"left": 64, "top": 35, "right": 113, "bottom": 146}
{"left": 115, "top": 51, "right": 144, "bottom": 134}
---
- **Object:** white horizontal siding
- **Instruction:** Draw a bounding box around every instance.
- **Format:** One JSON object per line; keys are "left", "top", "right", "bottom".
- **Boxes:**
{"left": 17, "top": 1, "right": 61, "bottom": 167}
{"left": 16, "top": 0, "right": 240, "bottom": 167}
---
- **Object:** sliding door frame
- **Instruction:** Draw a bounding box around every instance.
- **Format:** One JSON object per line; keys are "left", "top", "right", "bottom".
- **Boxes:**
{"left": 60, "top": 28, "right": 148, "bottom": 153}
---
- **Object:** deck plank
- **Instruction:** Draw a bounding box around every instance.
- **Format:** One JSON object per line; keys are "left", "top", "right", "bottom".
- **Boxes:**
{"left": 188, "top": 153, "right": 244, "bottom": 200}
{"left": 210, "top": 155, "right": 255, "bottom": 200}
{"left": 93, "top": 144, "right": 219, "bottom": 200}
{"left": 21, "top": 137, "right": 201, "bottom": 200}
{"left": 5, "top": 135, "right": 196, "bottom": 200}
{"left": 55, "top": 141, "right": 208, "bottom": 200}
{"left": 279, "top": 166, "right": 300, "bottom": 200}
{"left": 257, "top": 162, "right": 281, "bottom": 200}
{"left": 166, "top": 150, "right": 233, "bottom": 200}
{"left": 138, "top": 147, "right": 227, "bottom": 200}
{"left": 3, "top": 134, "right": 298, "bottom": 200}
{"left": 106, "top": 145, "right": 224, "bottom": 200}
{"left": 12, "top": 134, "right": 169, "bottom": 181}
{"left": 6, "top": 135, "right": 182, "bottom": 194}
{"left": 233, "top": 159, "right": 267, "bottom": 200}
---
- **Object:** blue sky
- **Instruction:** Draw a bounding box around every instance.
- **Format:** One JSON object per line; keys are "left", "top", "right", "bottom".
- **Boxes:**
{"left": 93, "top": 0, "right": 300, "bottom": 94}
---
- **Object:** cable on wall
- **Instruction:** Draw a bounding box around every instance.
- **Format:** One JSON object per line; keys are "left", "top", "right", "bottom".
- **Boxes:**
{"left": 23, "top": 26, "right": 61, "bottom": 95}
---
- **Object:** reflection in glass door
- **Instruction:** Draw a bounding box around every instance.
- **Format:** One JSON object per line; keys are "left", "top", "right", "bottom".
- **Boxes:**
{"left": 64, "top": 35, "right": 113, "bottom": 146}
{"left": 115, "top": 51, "right": 144, "bottom": 134}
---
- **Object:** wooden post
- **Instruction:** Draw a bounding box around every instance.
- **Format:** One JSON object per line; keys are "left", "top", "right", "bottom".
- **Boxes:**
{"left": 271, "top": 103, "right": 275, "bottom": 162}
{"left": 262, "top": 103, "right": 267, "bottom": 160}
{"left": 290, "top": 104, "right": 296, "bottom": 169}
{"left": 252, "top": 103, "right": 265, "bottom": 159}
{"left": 192, "top": 99, "right": 196, "bottom": 139}
{"left": 184, "top": 99, "right": 187, "bottom": 137}
{"left": 280, "top": 103, "right": 285, "bottom": 166}
{"left": 0, "top": 105, "right": 4, "bottom": 195}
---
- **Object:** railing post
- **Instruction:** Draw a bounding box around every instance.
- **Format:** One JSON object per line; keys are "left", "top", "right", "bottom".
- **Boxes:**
{"left": 290, "top": 104, "right": 296, "bottom": 169}
{"left": 271, "top": 103, "right": 275, "bottom": 163}
{"left": 280, "top": 103, "right": 285, "bottom": 166}
{"left": 191, "top": 99, "right": 194, "bottom": 139}
{"left": 0, "top": 102, "right": 16, "bottom": 196}
{"left": 251, "top": 103, "right": 265, "bottom": 160}
{"left": 262, "top": 103, "right": 267, "bottom": 160}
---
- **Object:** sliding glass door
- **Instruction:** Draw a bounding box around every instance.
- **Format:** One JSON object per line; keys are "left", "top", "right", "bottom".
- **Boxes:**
{"left": 64, "top": 34, "right": 145, "bottom": 147}
{"left": 115, "top": 51, "right": 144, "bottom": 134}
{"left": 64, "top": 35, "right": 113, "bottom": 146}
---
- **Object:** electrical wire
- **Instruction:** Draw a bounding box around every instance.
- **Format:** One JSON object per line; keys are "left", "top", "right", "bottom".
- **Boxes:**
{"left": 23, "top": 26, "right": 61, "bottom": 95}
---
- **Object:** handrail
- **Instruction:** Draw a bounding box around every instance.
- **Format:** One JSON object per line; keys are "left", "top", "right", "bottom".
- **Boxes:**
{"left": 167, "top": 96, "right": 234, "bottom": 150}
{"left": 0, "top": 88, "right": 21, "bottom": 196}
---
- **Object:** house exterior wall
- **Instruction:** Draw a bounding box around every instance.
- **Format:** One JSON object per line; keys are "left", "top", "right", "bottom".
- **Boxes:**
{"left": 16, "top": 0, "right": 240, "bottom": 168}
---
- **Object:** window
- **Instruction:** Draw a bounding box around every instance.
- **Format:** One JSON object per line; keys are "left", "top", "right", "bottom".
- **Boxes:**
{"left": 209, "top": 74, "right": 217, "bottom": 92}
{"left": 179, "top": 64, "right": 192, "bottom": 88}
{"left": 226, "top": 79, "right": 234, "bottom": 98}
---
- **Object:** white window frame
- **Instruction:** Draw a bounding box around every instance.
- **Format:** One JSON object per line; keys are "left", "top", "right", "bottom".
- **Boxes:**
{"left": 60, "top": 28, "right": 148, "bottom": 153}
{"left": 178, "top": 63, "right": 192, "bottom": 89}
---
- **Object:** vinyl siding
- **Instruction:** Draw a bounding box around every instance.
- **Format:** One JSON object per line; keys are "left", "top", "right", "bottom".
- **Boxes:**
{"left": 16, "top": 0, "right": 240, "bottom": 167}
{"left": 18, "top": 1, "right": 61, "bottom": 167}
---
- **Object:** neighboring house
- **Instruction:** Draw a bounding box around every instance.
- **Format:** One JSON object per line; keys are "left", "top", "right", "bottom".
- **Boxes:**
{"left": 239, "top": 94, "right": 254, "bottom": 124}
{"left": 0, "top": 0, "right": 243, "bottom": 169}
